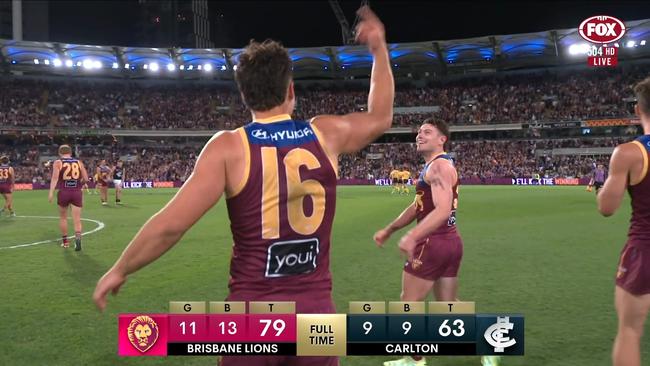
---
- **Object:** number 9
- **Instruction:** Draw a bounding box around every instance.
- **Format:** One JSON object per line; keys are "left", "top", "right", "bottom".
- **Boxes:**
{"left": 362, "top": 321, "right": 373, "bottom": 335}
{"left": 402, "top": 321, "right": 412, "bottom": 335}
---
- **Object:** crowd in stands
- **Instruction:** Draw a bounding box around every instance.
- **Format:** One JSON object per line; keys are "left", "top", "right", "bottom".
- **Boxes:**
{"left": 337, "top": 137, "right": 621, "bottom": 180}
{"left": 6, "top": 137, "right": 623, "bottom": 183}
{"left": 1, "top": 65, "right": 647, "bottom": 130}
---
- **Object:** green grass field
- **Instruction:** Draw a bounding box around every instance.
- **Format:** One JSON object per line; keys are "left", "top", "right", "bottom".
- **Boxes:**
{"left": 1, "top": 186, "right": 648, "bottom": 366}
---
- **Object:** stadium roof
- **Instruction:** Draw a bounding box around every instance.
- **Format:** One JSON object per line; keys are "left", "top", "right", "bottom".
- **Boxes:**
{"left": 1, "top": 18, "right": 649, "bottom": 80}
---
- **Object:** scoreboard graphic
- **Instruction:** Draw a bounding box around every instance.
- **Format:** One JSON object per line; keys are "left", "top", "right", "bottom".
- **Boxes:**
{"left": 117, "top": 301, "right": 524, "bottom": 357}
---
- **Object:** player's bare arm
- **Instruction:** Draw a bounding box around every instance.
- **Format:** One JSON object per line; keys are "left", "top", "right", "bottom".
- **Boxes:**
{"left": 374, "top": 202, "right": 417, "bottom": 247}
{"left": 93, "top": 131, "right": 236, "bottom": 311}
{"left": 598, "top": 143, "right": 637, "bottom": 216}
{"left": 79, "top": 161, "right": 89, "bottom": 184}
{"left": 9, "top": 166, "right": 15, "bottom": 191}
{"left": 399, "top": 161, "right": 456, "bottom": 260}
{"left": 48, "top": 160, "right": 62, "bottom": 203}
{"left": 310, "top": 6, "right": 394, "bottom": 156}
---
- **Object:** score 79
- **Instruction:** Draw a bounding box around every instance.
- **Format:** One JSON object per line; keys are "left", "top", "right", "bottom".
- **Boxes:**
{"left": 247, "top": 314, "right": 297, "bottom": 342}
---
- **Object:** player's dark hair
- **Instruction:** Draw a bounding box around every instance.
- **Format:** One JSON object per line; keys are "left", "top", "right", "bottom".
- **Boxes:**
{"left": 58, "top": 145, "right": 72, "bottom": 155}
{"left": 0, "top": 155, "right": 9, "bottom": 164}
{"left": 235, "top": 39, "right": 292, "bottom": 112}
{"left": 634, "top": 77, "right": 650, "bottom": 116}
{"left": 422, "top": 118, "right": 451, "bottom": 151}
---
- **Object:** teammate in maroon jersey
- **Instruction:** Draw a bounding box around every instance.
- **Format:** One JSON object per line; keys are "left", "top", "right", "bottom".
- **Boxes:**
{"left": 374, "top": 119, "right": 471, "bottom": 366}
{"left": 0, "top": 155, "right": 16, "bottom": 217}
{"left": 48, "top": 145, "right": 89, "bottom": 251}
{"left": 96, "top": 159, "right": 111, "bottom": 206}
{"left": 94, "top": 6, "right": 393, "bottom": 366}
{"left": 598, "top": 78, "right": 650, "bottom": 366}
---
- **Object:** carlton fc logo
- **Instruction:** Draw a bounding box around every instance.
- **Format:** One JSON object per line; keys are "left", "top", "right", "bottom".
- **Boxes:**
{"left": 251, "top": 129, "right": 269, "bottom": 139}
{"left": 127, "top": 315, "right": 160, "bottom": 353}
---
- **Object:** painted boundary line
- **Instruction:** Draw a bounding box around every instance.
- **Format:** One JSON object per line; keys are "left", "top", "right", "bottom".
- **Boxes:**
{"left": 0, "top": 215, "right": 106, "bottom": 250}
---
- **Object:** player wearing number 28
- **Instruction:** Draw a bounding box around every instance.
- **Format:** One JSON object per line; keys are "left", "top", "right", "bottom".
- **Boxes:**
{"left": 48, "top": 145, "right": 89, "bottom": 251}
{"left": 93, "top": 6, "right": 394, "bottom": 366}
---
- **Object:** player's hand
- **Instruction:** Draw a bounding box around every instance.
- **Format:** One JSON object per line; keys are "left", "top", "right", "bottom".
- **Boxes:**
{"left": 93, "top": 268, "right": 127, "bottom": 312}
{"left": 355, "top": 6, "right": 386, "bottom": 53}
{"left": 398, "top": 234, "right": 418, "bottom": 262}
{"left": 373, "top": 228, "right": 392, "bottom": 247}
{"left": 48, "top": 192, "right": 53, "bottom": 203}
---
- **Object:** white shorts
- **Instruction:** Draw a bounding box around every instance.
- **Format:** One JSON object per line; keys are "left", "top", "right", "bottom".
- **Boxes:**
{"left": 113, "top": 180, "right": 122, "bottom": 188}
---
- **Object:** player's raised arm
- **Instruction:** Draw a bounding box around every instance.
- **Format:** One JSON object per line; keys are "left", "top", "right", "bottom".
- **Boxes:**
{"left": 93, "top": 132, "right": 230, "bottom": 311}
{"left": 399, "top": 161, "right": 456, "bottom": 260}
{"left": 310, "top": 6, "right": 394, "bottom": 155}
{"left": 597, "top": 144, "right": 636, "bottom": 216}
{"left": 48, "top": 160, "right": 62, "bottom": 203}
{"left": 374, "top": 202, "right": 417, "bottom": 247}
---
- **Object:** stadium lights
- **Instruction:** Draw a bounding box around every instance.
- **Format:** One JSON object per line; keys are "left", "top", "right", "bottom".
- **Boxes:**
{"left": 180, "top": 65, "right": 185, "bottom": 70}
{"left": 204, "top": 63, "right": 213, "bottom": 72}
{"left": 626, "top": 40, "right": 636, "bottom": 48}
{"left": 568, "top": 43, "right": 589, "bottom": 55}
{"left": 143, "top": 64, "right": 148, "bottom": 70}
{"left": 188, "top": 65, "right": 194, "bottom": 70}
{"left": 112, "top": 62, "right": 119, "bottom": 69}
{"left": 33, "top": 59, "right": 39, "bottom": 64}
{"left": 65, "top": 60, "right": 73, "bottom": 67}
{"left": 198, "top": 65, "right": 202, "bottom": 70}
{"left": 167, "top": 63, "right": 176, "bottom": 71}
{"left": 82, "top": 59, "right": 94, "bottom": 69}
{"left": 641, "top": 40, "right": 647, "bottom": 46}
{"left": 233, "top": 65, "right": 237, "bottom": 71}
{"left": 44, "top": 59, "right": 50, "bottom": 65}
{"left": 94, "top": 60, "right": 102, "bottom": 69}
{"left": 124, "top": 63, "right": 130, "bottom": 69}
{"left": 53, "top": 59, "right": 62, "bottom": 67}
{"left": 149, "top": 62, "right": 159, "bottom": 72}
{"left": 220, "top": 65, "right": 227, "bottom": 71}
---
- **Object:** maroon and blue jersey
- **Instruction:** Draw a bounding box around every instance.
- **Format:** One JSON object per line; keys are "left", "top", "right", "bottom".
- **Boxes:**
{"left": 98, "top": 165, "right": 111, "bottom": 182}
{"left": 0, "top": 163, "right": 11, "bottom": 184}
{"left": 628, "top": 135, "right": 650, "bottom": 246}
{"left": 225, "top": 114, "right": 337, "bottom": 301}
{"left": 57, "top": 158, "right": 83, "bottom": 191}
{"left": 594, "top": 168, "right": 606, "bottom": 183}
{"left": 414, "top": 153, "right": 459, "bottom": 237}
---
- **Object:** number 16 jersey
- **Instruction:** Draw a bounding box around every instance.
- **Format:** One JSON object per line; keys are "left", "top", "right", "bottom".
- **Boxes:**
{"left": 225, "top": 115, "right": 338, "bottom": 304}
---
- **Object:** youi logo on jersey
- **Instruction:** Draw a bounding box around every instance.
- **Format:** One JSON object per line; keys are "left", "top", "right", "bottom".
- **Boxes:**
{"left": 578, "top": 15, "right": 626, "bottom": 67}
{"left": 265, "top": 239, "right": 319, "bottom": 277}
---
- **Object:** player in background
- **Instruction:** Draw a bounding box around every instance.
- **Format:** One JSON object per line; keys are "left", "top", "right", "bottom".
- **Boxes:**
{"left": 597, "top": 77, "right": 650, "bottom": 366}
{"left": 374, "top": 120, "right": 500, "bottom": 366}
{"left": 390, "top": 167, "right": 401, "bottom": 194}
{"left": 96, "top": 159, "right": 111, "bottom": 205}
{"left": 48, "top": 145, "right": 89, "bottom": 251}
{"left": 401, "top": 166, "right": 412, "bottom": 194}
{"left": 587, "top": 163, "right": 607, "bottom": 193}
{"left": 94, "top": 6, "right": 393, "bottom": 366}
{"left": 111, "top": 160, "right": 125, "bottom": 205}
{"left": 0, "top": 155, "right": 16, "bottom": 217}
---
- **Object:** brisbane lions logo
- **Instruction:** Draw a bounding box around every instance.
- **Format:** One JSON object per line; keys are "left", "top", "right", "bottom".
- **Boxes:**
{"left": 127, "top": 315, "right": 159, "bottom": 353}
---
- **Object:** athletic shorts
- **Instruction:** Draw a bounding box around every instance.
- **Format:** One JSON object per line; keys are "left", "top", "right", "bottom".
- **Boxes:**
{"left": 404, "top": 233, "right": 464, "bottom": 281}
{"left": 594, "top": 181, "right": 604, "bottom": 190}
{"left": 97, "top": 180, "right": 108, "bottom": 187}
{"left": 616, "top": 241, "right": 650, "bottom": 295}
{"left": 58, "top": 190, "right": 83, "bottom": 208}
{"left": 113, "top": 179, "right": 122, "bottom": 188}
{"left": 0, "top": 183, "right": 11, "bottom": 194}
{"left": 219, "top": 292, "right": 338, "bottom": 366}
